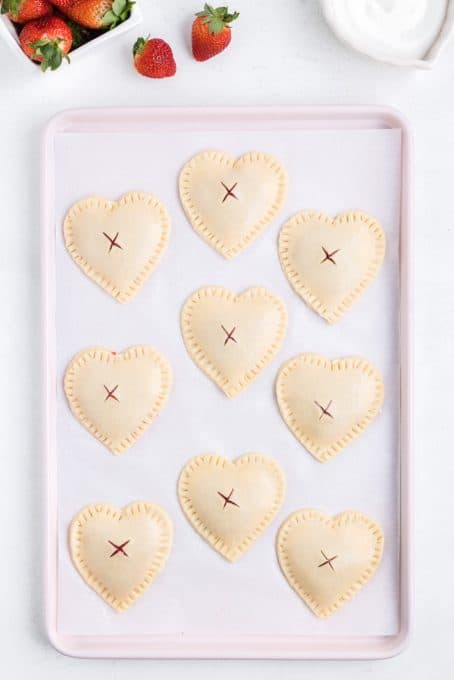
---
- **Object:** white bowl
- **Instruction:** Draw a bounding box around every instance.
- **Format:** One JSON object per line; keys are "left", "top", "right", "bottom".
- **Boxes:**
{"left": 0, "top": 3, "right": 142, "bottom": 71}
{"left": 320, "top": 0, "right": 454, "bottom": 69}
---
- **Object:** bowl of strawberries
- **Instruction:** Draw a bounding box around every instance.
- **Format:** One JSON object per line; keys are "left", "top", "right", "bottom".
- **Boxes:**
{"left": 0, "top": 0, "right": 142, "bottom": 71}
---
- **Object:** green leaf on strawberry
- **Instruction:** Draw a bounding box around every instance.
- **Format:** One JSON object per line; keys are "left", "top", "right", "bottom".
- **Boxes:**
{"left": 1, "top": 0, "right": 24, "bottom": 20}
{"left": 112, "top": 0, "right": 126, "bottom": 14}
{"left": 195, "top": 3, "right": 239, "bottom": 34}
{"left": 102, "top": 0, "right": 134, "bottom": 29}
{"left": 30, "top": 37, "right": 70, "bottom": 72}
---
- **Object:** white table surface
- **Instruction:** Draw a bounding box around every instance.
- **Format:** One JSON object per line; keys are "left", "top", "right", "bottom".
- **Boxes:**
{"left": 1, "top": 0, "right": 452, "bottom": 677}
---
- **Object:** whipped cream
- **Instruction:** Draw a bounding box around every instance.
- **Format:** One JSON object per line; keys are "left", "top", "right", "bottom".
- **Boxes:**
{"left": 322, "top": 0, "right": 448, "bottom": 61}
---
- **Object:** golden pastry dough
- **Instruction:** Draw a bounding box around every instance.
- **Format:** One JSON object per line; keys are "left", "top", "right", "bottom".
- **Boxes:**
{"left": 276, "top": 353, "right": 384, "bottom": 462}
{"left": 181, "top": 286, "right": 288, "bottom": 398}
{"left": 179, "top": 150, "right": 288, "bottom": 258}
{"left": 178, "top": 453, "right": 285, "bottom": 562}
{"left": 279, "top": 210, "right": 386, "bottom": 323}
{"left": 64, "top": 345, "right": 172, "bottom": 454}
{"left": 64, "top": 192, "right": 170, "bottom": 303}
{"left": 277, "top": 509, "right": 384, "bottom": 618}
{"left": 70, "top": 501, "right": 172, "bottom": 612}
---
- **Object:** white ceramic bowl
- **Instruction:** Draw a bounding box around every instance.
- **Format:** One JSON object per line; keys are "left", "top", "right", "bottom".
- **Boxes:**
{"left": 0, "top": 3, "right": 142, "bottom": 71}
{"left": 320, "top": 0, "right": 454, "bottom": 69}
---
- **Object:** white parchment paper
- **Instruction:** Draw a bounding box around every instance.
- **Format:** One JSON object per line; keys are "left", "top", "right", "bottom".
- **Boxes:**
{"left": 53, "top": 124, "right": 401, "bottom": 638}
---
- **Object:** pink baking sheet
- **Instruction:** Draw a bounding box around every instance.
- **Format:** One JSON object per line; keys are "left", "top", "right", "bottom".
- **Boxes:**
{"left": 42, "top": 107, "right": 413, "bottom": 659}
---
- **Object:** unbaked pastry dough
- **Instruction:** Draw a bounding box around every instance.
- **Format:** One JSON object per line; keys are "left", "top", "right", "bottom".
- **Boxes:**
{"left": 181, "top": 286, "right": 288, "bottom": 397}
{"left": 179, "top": 151, "right": 288, "bottom": 258}
{"left": 277, "top": 509, "right": 384, "bottom": 618}
{"left": 276, "top": 353, "right": 384, "bottom": 462}
{"left": 178, "top": 453, "right": 285, "bottom": 562}
{"left": 70, "top": 501, "right": 172, "bottom": 612}
{"left": 64, "top": 192, "right": 170, "bottom": 303}
{"left": 64, "top": 345, "right": 172, "bottom": 454}
{"left": 279, "top": 210, "right": 386, "bottom": 323}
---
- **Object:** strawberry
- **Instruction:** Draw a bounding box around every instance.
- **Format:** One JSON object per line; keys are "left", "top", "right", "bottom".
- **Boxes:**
{"left": 133, "top": 37, "right": 176, "bottom": 79}
{"left": 192, "top": 3, "right": 239, "bottom": 62}
{"left": 50, "top": 0, "right": 134, "bottom": 30}
{"left": 19, "top": 15, "right": 72, "bottom": 71}
{"left": 1, "top": 0, "right": 53, "bottom": 23}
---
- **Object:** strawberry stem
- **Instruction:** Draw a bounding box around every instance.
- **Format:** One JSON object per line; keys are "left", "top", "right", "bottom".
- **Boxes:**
{"left": 102, "top": 0, "right": 135, "bottom": 29}
{"left": 29, "top": 38, "right": 70, "bottom": 72}
{"left": 195, "top": 4, "right": 239, "bottom": 34}
{"left": 133, "top": 36, "right": 149, "bottom": 57}
{"left": 1, "top": 0, "right": 25, "bottom": 20}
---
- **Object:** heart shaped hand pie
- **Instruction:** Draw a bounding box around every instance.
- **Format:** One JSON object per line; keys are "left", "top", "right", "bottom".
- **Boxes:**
{"left": 277, "top": 509, "right": 384, "bottom": 618}
{"left": 276, "top": 353, "right": 384, "bottom": 462}
{"left": 181, "top": 286, "right": 287, "bottom": 397}
{"left": 64, "top": 345, "right": 172, "bottom": 454}
{"left": 279, "top": 211, "right": 386, "bottom": 323}
{"left": 179, "top": 151, "right": 288, "bottom": 258}
{"left": 70, "top": 501, "right": 172, "bottom": 612}
{"left": 64, "top": 192, "right": 171, "bottom": 303}
{"left": 178, "top": 453, "right": 285, "bottom": 562}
